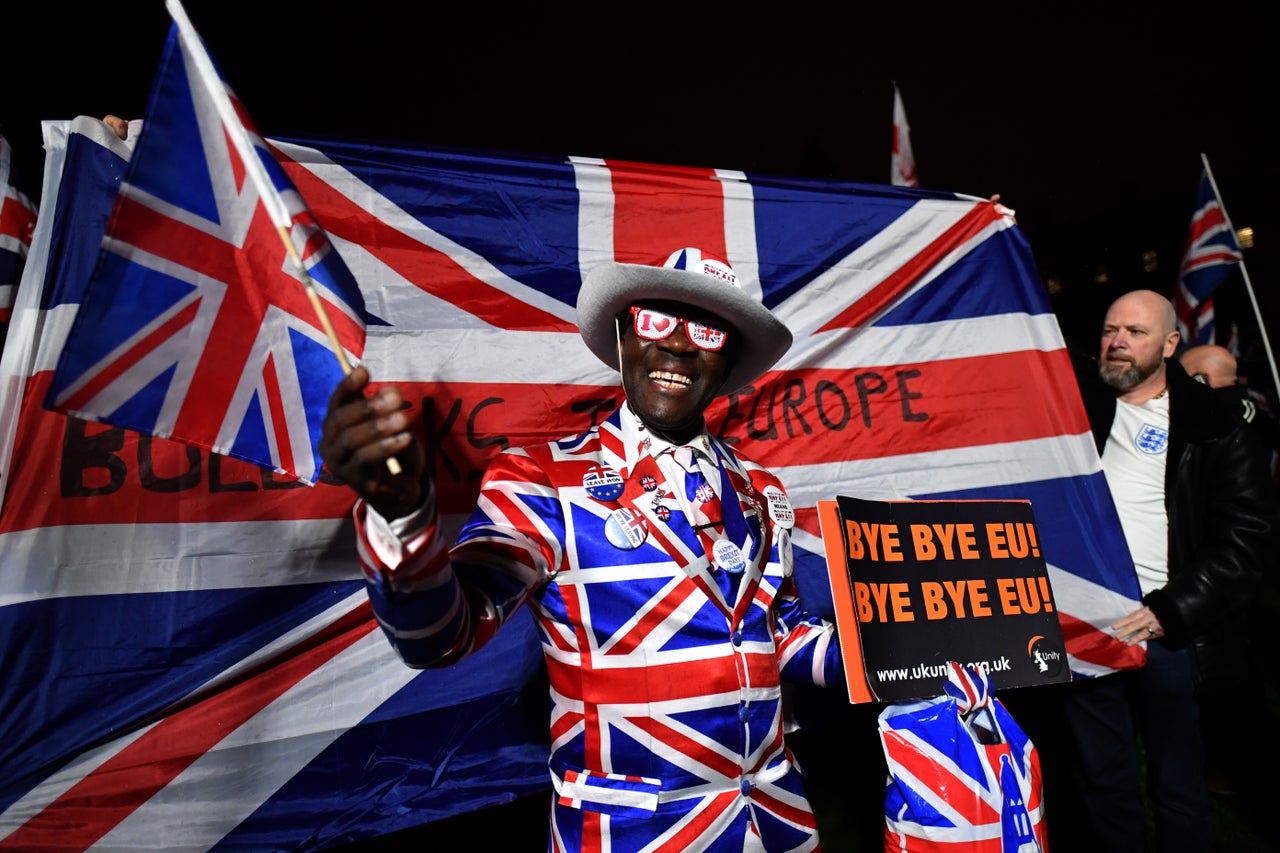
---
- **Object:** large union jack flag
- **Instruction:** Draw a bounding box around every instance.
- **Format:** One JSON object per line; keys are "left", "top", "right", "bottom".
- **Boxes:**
{"left": 0, "top": 104, "right": 1141, "bottom": 848}
{"left": 42, "top": 19, "right": 367, "bottom": 485}
{"left": 1173, "top": 161, "right": 1242, "bottom": 346}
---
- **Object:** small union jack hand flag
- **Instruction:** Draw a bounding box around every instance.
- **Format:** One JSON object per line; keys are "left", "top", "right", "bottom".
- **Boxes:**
{"left": 44, "top": 3, "right": 367, "bottom": 484}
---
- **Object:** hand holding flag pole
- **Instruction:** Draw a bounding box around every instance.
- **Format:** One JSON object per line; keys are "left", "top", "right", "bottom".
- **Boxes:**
{"left": 164, "top": 0, "right": 401, "bottom": 474}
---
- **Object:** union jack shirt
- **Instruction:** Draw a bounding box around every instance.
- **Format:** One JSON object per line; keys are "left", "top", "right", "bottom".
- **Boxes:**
{"left": 355, "top": 403, "right": 842, "bottom": 852}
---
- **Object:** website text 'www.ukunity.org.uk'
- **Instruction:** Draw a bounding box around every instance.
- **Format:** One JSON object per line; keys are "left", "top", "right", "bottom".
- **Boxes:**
{"left": 876, "top": 656, "right": 1013, "bottom": 682}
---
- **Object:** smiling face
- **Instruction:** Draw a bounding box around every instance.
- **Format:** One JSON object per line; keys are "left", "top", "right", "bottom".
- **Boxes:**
{"left": 619, "top": 299, "right": 736, "bottom": 444}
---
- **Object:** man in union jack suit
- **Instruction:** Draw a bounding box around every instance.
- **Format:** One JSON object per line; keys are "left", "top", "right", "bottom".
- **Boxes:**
{"left": 320, "top": 247, "right": 844, "bottom": 852}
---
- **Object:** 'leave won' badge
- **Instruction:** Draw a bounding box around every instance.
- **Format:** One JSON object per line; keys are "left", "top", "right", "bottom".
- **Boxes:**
{"left": 583, "top": 465, "right": 624, "bottom": 501}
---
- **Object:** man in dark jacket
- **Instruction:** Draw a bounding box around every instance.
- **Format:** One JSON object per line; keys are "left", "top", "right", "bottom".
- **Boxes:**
{"left": 1177, "top": 343, "right": 1280, "bottom": 795}
{"left": 1062, "top": 289, "right": 1279, "bottom": 852}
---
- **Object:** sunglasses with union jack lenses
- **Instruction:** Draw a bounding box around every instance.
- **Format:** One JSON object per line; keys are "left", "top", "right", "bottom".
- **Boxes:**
{"left": 629, "top": 306, "right": 729, "bottom": 352}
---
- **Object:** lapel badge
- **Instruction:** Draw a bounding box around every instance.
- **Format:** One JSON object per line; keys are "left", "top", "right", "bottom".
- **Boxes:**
{"left": 762, "top": 485, "right": 794, "bottom": 529}
{"left": 583, "top": 465, "right": 625, "bottom": 501}
{"left": 713, "top": 538, "right": 746, "bottom": 574}
{"left": 605, "top": 507, "right": 649, "bottom": 550}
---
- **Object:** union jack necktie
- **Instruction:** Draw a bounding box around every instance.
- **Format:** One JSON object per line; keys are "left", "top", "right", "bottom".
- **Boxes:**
{"left": 670, "top": 440, "right": 732, "bottom": 594}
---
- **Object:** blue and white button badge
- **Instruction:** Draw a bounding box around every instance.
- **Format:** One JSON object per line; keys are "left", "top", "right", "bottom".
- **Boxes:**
{"left": 605, "top": 507, "right": 649, "bottom": 549}
{"left": 584, "top": 465, "right": 625, "bottom": 501}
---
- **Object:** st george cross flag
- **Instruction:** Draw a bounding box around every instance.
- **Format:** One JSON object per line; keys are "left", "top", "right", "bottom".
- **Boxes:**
{"left": 0, "top": 133, "right": 38, "bottom": 337}
{"left": 0, "top": 113, "right": 1143, "bottom": 849}
{"left": 42, "top": 5, "right": 367, "bottom": 485}
{"left": 1173, "top": 156, "right": 1242, "bottom": 346}
{"left": 892, "top": 83, "right": 920, "bottom": 188}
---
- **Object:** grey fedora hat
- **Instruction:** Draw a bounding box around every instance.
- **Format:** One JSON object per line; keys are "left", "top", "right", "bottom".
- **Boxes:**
{"left": 576, "top": 248, "right": 792, "bottom": 395}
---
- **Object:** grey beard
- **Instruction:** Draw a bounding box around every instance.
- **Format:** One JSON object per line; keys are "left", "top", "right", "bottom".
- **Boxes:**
{"left": 1098, "top": 359, "right": 1150, "bottom": 392}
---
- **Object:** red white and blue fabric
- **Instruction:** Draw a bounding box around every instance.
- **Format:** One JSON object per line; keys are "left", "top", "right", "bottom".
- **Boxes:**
{"left": 42, "top": 23, "right": 367, "bottom": 484}
{"left": 672, "top": 442, "right": 727, "bottom": 563}
{"left": 0, "top": 133, "right": 37, "bottom": 330}
{"left": 891, "top": 84, "right": 920, "bottom": 188}
{"left": 879, "top": 662, "right": 1047, "bottom": 851}
{"left": 0, "top": 106, "right": 1140, "bottom": 849}
{"left": 358, "top": 405, "right": 840, "bottom": 851}
{"left": 1173, "top": 169, "right": 1242, "bottom": 346}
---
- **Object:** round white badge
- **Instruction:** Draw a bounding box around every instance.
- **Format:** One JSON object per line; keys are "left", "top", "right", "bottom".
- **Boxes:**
{"left": 713, "top": 538, "right": 745, "bottom": 573}
{"left": 605, "top": 507, "right": 648, "bottom": 549}
{"left": 762, "top": 485, "right": 794, "bottom": 529}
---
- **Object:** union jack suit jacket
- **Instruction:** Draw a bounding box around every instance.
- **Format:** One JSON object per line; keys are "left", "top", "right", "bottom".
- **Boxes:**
{"left": 354, "top": 403, "right": 843, "bottom": 853}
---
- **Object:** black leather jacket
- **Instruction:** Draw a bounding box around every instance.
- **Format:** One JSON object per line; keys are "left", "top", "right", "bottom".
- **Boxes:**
{"left": 1076, "top": 356, "right": 1280, "bottom": 688}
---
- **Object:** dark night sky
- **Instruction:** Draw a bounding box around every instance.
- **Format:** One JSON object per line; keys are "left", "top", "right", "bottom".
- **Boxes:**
{"left": 6, "top": 3, "right": 1276, "bottom": 369}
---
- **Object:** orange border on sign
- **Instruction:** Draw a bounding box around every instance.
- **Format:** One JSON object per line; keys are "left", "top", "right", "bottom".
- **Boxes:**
{"left": 816, "top": 499, "right": 875, "bottom": 703}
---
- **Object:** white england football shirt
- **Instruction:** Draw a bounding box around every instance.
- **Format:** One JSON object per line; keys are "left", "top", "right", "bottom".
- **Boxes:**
{"left": 1101, "top": 394, "right": 1170, "bottom": 596}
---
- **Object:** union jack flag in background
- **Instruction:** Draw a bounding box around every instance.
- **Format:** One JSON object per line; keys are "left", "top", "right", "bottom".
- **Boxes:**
{"left": 1173, "top": 156, "right": 1242, "bottom": 346}
{"left": 0, "top": 133, "right": 38, "bottom": 338}
{"left": 42, "top": 10, "right": 367, "bottom": 485}
{"left": 0, "top": 79, "right": 1142, "bottom": 853}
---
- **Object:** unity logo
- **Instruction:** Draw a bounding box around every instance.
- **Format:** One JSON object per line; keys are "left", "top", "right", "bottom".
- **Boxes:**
{"left": 1028, "top": 635, "right": 1065, "bottom": 679}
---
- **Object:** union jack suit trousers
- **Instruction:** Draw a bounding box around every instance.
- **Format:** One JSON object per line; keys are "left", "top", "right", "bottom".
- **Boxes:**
{"left": 355, "top": 404, "right": 844, "bottom": 852}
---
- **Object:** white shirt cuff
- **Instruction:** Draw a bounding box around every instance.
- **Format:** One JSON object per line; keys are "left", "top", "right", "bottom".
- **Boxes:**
{"left": 364, "top": 485, "right": 436, "bottom": 569}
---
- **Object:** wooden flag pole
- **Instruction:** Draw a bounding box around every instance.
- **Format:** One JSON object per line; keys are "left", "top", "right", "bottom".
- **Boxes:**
{"left": 272, "top": 227, "right": 401, "bottom": 474}
{"left": 274, "top": 224, "right": 352, "bottom": 374}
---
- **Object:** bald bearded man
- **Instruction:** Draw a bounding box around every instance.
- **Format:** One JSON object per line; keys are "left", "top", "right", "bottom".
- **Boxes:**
{"left": 1061, "top": 290, "right": 1279, "bottom": 852}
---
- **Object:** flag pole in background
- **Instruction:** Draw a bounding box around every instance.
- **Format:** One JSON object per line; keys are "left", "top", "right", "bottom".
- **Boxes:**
{"left": 164, "top": 0, "right": 400, "bottom": 474}
{"left": 891, "top": 82, "right": 919, "bottom": 188}
{"left": 1202, "top": 152, "right": 1280, "bottom": 400}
